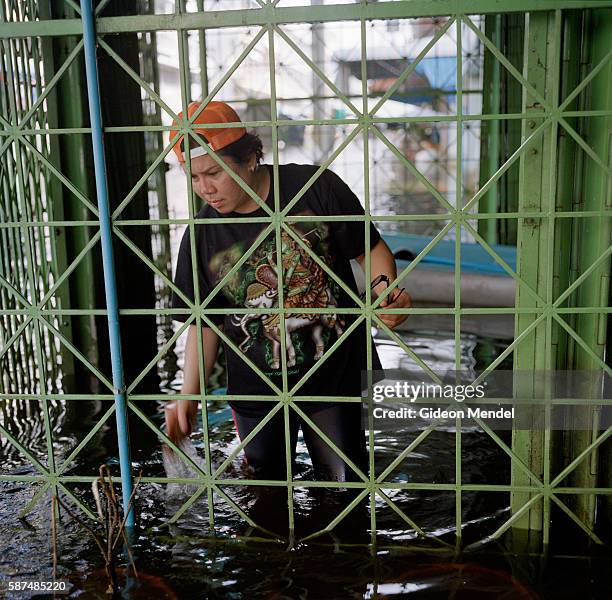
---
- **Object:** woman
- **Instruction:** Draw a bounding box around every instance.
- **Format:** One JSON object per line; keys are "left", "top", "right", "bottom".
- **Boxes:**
{"left": 165, "top": 101, "right": 410, "bottom": 482}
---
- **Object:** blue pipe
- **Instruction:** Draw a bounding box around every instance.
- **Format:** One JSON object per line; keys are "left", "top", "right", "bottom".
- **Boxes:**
{"left": 81, "top": 1, "right": 134, "bottom": 527}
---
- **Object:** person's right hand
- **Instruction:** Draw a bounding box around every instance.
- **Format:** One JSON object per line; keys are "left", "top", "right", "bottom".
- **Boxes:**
{"left": 165, "top": 398, "right": 199, "bottom": 442}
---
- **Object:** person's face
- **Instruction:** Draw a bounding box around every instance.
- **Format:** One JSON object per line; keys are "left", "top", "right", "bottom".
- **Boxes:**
{"left": 183, "top": 152, "right": 258, "bottom": 214}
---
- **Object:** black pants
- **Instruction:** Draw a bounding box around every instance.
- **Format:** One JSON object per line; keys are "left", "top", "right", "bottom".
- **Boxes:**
{"left": 231, "top": 403, "right": 367, "bottom": 482}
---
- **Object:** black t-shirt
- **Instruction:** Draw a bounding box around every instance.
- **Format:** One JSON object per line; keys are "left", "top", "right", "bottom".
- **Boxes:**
{"left": 171, "top": 163, "right": 381, "bottom": 416}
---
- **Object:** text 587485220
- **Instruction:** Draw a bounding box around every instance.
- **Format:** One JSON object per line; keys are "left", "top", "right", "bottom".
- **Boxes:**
{"left": 5, "top": 580, "right": 68, "bottom": 594}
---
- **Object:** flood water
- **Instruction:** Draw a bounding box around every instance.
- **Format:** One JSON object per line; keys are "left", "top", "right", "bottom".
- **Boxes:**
{"left": 1, "top": 327, "right": 611, "bottom": 599}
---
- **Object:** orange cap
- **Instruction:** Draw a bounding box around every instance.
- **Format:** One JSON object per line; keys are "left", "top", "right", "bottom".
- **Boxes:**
{"left": 169, "top": 101, "right": 246, "bottom": 162}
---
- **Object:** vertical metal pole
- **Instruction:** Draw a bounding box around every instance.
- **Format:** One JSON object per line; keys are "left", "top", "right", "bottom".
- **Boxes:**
{"left": 38, "top": 1, "right": 80, "bottom": 392}
{"left": 196, "top": 0, "right": 209, "bottom": 98}
{"left": 511, "top": 10, "right": 558, "bottom": 545}
{"left": 360, "top": 12, "right": 375, "bottom": 551}
{"left": 478, "top": 14, "right": 500, "bottom": 245}
{"left": 553, "top": 10, "right": 582, "bottom": 369}
{"left": 80, "top": 0, "right": 134, "bottom": 527}
{"left": 588, "top": 6, "right": 612, "bottom": 531}
{"left": 311, "top": 0, "right": 332, "bottom": 162}
{"left": 498, "top": 13, "right": 524, "bottom": 246}
{"left": 570, "top": 6, "right": 611, "bottom": 528}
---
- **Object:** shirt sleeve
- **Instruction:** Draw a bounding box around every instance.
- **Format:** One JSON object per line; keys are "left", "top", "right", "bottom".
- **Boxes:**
{"left": 171, "top": 227, "right": 225, "bottom": 325}
{"left": 323, "top": 168, "right": 381, "bottom": 260}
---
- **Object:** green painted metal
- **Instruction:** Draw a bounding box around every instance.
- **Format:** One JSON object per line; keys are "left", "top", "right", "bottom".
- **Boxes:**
{"left": 511, "top": 10, "right": 559, "bottom": 542}
{"left": 555, "top": 8, "right": 590, "bottom": 530}
{"left": 564, "top": 6, "right": 612, "bottom": 529}
{"left": 0, "top": 1, "right": 611, "bottom": 551}
{"left": 43, "top": 1, "right": 100, "bottom": 392}
{"left": 1, "top": 2, "right": 611, "bottom": 39}
{"left": 0, "top": 1, "right": 69, "bottom": 395}
{"left": 455, "top": 17, "right": 464, "bottom": 544}
{"left": 0, "top": 0, "right": 64, "bottom": 514}
{"left": 37, "top": 8, "right": 77, "bottom": 392}
{"left": 554, "top": 9, "right": 583, "bottom": 368}
{"left": 137, "top": 2, "right": 177, "bottom": 389}
{"left": 478, "top": 14, "right": 501, "bottom": 245}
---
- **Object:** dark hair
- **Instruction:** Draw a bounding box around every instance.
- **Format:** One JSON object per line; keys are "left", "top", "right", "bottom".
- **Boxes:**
{"left": 218, "top": 132, "right": 264, "bottom": 165}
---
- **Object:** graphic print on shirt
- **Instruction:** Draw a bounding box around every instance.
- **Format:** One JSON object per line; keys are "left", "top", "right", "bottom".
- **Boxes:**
{"left": 208, "top": 221, "right": 344, "bottom": 373}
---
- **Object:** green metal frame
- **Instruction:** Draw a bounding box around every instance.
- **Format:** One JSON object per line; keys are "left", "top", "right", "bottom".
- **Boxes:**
{"left": 1, "top": 0, "right": 611, "bottom": 550}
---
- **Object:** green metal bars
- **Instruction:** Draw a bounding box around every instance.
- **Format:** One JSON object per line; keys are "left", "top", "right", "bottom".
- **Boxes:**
{"left": 0, "top": 0, "right": 611, "bottom": 551}
{"left": 0, "top": 1, "right": 69, "bottom": 395}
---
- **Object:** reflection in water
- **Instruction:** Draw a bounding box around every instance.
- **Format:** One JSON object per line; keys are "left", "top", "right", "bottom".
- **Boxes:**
{"left": 0, "top": 330, "right": 608, "bottom": 598}
{"left": 1, "top": 398, "right": 67, "bottom": 469}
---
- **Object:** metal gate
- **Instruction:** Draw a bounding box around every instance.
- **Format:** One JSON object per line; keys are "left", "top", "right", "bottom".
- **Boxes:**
{"left": 0, "top": 0, "right": 611, "bottom": 549}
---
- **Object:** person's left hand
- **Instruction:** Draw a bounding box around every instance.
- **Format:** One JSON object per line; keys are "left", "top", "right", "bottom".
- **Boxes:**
{"left": 377, "top": 288, "right": 411, "bottom": 329}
